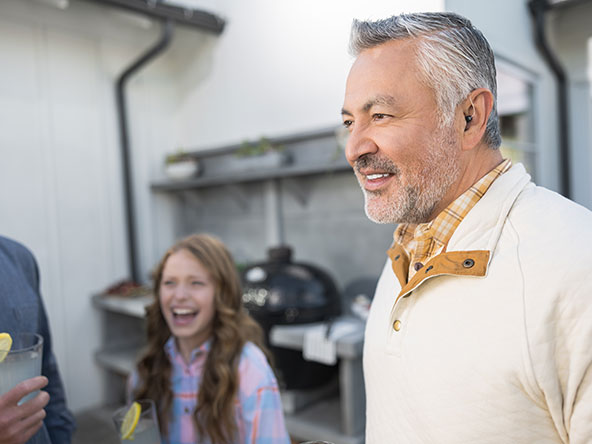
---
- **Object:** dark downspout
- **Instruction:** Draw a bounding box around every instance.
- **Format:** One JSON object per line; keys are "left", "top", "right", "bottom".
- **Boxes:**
{"left": 528, "top": 0, "right": 571, "bottom": 198}
{"left": 116, "top": 20, "right": 174, "bottom": 283}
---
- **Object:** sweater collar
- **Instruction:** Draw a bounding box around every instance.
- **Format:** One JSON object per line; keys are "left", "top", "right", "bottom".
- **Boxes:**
{"left": 387, "top": 163, "right": 532, "bottom": 299}
{"left": 447, "top": 162, "right": 531, "bottom": 254}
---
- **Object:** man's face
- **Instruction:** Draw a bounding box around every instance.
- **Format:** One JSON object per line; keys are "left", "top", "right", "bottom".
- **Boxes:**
{"left": 342, "top": 39, "right": 461, "bottom": 224}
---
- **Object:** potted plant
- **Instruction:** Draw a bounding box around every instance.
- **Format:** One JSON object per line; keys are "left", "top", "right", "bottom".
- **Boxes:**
{"left": 164, "top": 149, "right": 200, "bottom": 180}
{"left": 230, "top": 137, "right": 291, "bottom": 171}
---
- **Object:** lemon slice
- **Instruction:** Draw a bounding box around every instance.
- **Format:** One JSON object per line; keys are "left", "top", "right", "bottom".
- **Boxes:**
{"left": 0, "top": 333, "right": 12, "bottom": 363}
{"left": 120, "top": 401, "right": 141, "bottom": 440}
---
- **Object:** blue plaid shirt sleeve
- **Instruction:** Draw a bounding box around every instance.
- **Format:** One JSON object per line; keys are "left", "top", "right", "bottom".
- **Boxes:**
{"left": 239, "top": 343, "right": 291, "bottom": 444}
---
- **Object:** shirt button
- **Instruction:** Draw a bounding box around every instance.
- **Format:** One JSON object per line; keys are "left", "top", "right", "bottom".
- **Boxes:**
{"left": 463, "top": 258, "right": 475, "bottom": 268}
{"left": 184, "top": 407, "right": 191, "bottom": 414}
{"left": 393, "top": 320, "right": 402, "bottom": 331}
{"left": 414, "top": 262, "right": 423, "bottom": 271}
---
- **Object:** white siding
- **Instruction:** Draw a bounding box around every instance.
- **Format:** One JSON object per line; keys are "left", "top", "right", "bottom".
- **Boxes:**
{"left": 0, "top": 0, "right": 164, "bottom": 410}
{"left": 551, "top": 1, "right": 592, "bottom": 208}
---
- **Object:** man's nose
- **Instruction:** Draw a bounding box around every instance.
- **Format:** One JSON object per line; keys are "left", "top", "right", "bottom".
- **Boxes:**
{"left": 345, "top": 128, "right": 378, "bottom": 166}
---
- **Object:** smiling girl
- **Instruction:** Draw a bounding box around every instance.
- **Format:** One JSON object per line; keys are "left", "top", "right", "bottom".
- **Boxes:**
{"left": 128, "top": 234, "right": 290, "bottom": 444}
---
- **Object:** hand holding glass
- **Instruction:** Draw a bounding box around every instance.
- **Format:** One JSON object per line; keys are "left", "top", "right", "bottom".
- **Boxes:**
{"left": 0, "top": 333, "right": 43, "bottom": 404}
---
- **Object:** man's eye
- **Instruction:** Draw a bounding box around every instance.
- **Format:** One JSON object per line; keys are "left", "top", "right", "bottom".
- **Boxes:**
{"left": 191, "top": 281, "right": 204, "bottom": 286}
{"left": 373, "top": 113, "right": 389, "bottom": 120}
{"left": 342, "top": 119, "right": 353, "bottom": 129}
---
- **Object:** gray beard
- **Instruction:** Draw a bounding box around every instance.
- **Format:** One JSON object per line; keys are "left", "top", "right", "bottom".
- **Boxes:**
{"left": 356, "top": 130, "right": 461, "bottom": 225}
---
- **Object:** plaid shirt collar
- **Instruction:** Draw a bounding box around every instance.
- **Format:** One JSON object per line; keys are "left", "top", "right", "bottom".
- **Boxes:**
{"left": 164, "top": 335, "right": 211, "bottom": 366}
{"left": 394, "top": 158, "right": 512, "bottom": 280}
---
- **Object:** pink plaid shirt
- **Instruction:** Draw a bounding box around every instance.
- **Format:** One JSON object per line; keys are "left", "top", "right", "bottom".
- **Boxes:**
{"left": 129, "top": 337, "right": 290, "bottom": 444}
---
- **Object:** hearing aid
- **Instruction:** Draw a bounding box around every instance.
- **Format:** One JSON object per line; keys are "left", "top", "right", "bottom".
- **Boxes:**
{"left": 464, "top": 98, "right": 475, "bottom": 130}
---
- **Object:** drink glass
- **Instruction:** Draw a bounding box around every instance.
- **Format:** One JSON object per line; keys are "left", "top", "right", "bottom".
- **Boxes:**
{"left": 0, "top": 332, "right": 44, "bottom": 404}
{"left": 112, "top": 399, "right": 161, "bottom": 444}
{"left": 300, "top": 441, "right": 335, "bottom": 444}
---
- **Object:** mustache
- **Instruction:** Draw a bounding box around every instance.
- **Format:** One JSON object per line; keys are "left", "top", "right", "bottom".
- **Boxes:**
{"left": 354, "top": 154, "right": 400, "bottom": 175}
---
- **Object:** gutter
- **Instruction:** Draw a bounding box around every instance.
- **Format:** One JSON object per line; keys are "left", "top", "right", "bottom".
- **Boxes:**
{"left": 84, "top": 0, "right": 224, "bottom": 33}
{"left": 91, "top": 0, "right": 225, "bottom": 282}
{"left": 527, "top": 0, "right": 571, "bottom": 198}
{"left": 115, "top": 19, "right": 174, "bottom": 284}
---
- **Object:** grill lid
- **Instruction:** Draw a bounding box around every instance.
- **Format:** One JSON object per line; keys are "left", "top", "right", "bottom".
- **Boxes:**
{"left": 241, "top": 245, "right": 340, "bottom": 324}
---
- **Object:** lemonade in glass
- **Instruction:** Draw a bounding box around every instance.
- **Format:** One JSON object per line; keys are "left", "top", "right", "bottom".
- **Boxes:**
{"left": 113, "top": 399, "right": 161, "bottom": 444}
{"left": 0, "top": 332, "right": 43, "bottom": 404}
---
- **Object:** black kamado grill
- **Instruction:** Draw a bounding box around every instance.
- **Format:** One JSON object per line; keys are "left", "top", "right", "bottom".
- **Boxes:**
{"left": 241, "top": 245, "right": 341, "bottom": 390}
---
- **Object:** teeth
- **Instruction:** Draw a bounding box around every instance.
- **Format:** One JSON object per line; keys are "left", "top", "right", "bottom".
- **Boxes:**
{"left": 367, "top": 173, "right": 389, "bottom": 180}
{"left": 173, "top": 308, "right": 196, "bottom": 315}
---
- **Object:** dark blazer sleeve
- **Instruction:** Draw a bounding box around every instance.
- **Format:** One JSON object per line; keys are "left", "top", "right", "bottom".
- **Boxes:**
{"left": 1, "top": 237, "right": 78, "bottom": 444}
{"left": 30, "top": 256, "right": 77, "bottom": 444}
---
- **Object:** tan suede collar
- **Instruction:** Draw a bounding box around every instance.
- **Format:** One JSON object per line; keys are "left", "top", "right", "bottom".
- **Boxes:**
{"left": 387, "top": 243, "right": 490, "bottom": 302}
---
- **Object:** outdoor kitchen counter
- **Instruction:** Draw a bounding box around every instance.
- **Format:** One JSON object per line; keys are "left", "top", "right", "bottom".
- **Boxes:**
{"left": 270, "top": 317, "right": 364, "bottom": 359}
{"left": 270, "top": 317, "right": 366, "bottom": 444}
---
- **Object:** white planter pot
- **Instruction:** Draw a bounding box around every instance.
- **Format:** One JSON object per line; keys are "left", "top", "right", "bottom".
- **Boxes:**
{"left": 164, "top": 160, "right": 200, "bottom": 180}
{"left": 227, "top": 151, "right": 290, "bottom": 172}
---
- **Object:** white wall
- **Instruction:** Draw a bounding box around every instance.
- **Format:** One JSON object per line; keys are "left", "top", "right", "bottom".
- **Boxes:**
{"left": 0, "top": 0, "right": 192, "bottom": 411}
{"left": 551, "top": 1, "right": 592, "bottom": 209}
{"left": 172, "top": 0, "right": 445, "bottom": 149}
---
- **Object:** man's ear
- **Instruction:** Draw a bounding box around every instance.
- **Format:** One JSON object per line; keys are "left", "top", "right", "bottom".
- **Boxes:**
{"left": 461, "top": 88, "right": 494, "bottom": 151}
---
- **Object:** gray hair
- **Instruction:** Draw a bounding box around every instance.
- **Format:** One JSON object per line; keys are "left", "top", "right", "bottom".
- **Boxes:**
{"left": 350, "top": 12, "right": 501, "bottom": 149}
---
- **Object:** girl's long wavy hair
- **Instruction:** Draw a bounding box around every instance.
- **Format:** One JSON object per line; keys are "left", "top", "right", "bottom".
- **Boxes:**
{"left": 133, "top": 233, "right": 270, "bottom": 443}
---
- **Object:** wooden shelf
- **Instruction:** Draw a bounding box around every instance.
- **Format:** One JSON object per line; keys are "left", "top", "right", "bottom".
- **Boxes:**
{"left": 151, "top": 159, "right": 351, "bottom": 191}
{"left": 92, "top": 294, "right": 149, "bottom": 403}
{"left": 91, "top": 293, "right": 153, "bottom": 319}
{"left": 95, "top": 344, "right": 142, "bottom": 376}
{"left": 150, "top": 125, "right": 351, "bottom": 192}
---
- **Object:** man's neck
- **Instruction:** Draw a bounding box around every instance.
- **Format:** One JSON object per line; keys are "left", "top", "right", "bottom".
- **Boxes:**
{"left": 426, "top": 147, "right": 503, "bottom": 222}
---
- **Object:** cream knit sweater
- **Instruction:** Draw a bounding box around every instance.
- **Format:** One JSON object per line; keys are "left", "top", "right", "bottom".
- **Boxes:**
{"left": 364, "top": 164, "right": 592, "bottom": 443}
